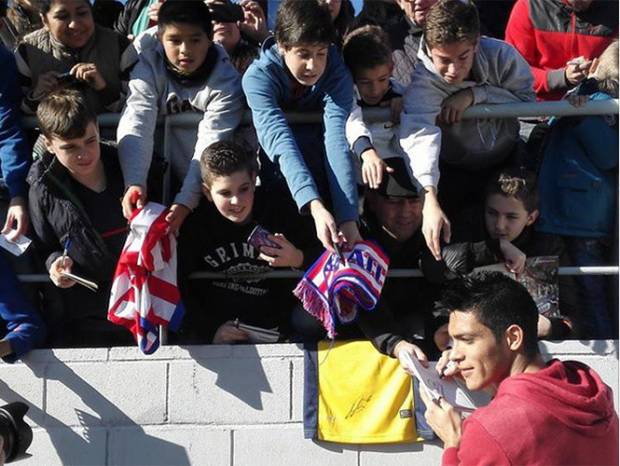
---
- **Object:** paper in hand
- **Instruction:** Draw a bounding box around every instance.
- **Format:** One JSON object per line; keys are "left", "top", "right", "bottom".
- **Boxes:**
{"left": 0, "top": 232, "right": 32, "bottom": 256}
{"left": 399, "top": 350, "right": 491, "bottom": 413}
{"left": 60, "top": 271, "right": 99, "bottom": 292}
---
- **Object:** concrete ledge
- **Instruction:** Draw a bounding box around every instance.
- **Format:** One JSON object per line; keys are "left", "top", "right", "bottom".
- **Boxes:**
{"left": 0, "top": 341, "right": 617, "bottom": 465}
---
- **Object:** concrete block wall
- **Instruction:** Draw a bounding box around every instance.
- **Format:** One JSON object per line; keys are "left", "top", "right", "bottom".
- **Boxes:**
{"left": 0, "top": 340, "right": 617, "bottom": 466}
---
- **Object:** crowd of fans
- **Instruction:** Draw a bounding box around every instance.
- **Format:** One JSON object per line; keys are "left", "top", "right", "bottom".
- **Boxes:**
{"left": 0, "top": 0, "right": 617, "bottom": 367}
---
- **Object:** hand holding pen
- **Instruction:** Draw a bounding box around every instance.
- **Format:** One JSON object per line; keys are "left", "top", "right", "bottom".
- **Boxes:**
{"left": 437, "top": 341, "right": 459, "bottom": 379}
{"left": 61, "top": 237, "right": 71, "bottom": 268}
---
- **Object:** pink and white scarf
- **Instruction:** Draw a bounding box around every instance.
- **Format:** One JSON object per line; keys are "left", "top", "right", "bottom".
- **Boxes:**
{"left": 108, "top": 202, "right": 183, "bottom": 354}
{"left": 293, "top": 240, "right": 390, "bottom": 338}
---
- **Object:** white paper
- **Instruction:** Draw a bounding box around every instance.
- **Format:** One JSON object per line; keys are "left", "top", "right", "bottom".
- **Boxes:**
{"left": 0, "top": 232, "right": 32, "bottom": 256}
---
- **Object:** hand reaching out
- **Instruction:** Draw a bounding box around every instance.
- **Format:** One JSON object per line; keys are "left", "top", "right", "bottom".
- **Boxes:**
{"left": 2, "top": 197, "right": 29, "bottom": 240}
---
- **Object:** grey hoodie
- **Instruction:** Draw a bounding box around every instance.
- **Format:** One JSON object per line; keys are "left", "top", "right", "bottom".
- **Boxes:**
{"left": 117, "top": 38, "right": 244, "bottom": 209}
{"left": 400, "top": 37, "right": 535, "bottom": 189}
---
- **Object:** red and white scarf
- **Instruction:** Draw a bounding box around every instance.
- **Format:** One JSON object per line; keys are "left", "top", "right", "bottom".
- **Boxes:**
{"left": 108, "top": 203, "right": 183, "bottom": 354}
{"left": 293, "top": 240, "right": 390, "bottom": 338}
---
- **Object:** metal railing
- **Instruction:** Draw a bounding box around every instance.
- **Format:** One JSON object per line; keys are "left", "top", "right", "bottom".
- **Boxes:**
{"left": 21, "top": 99, "right": 620, "bottom": 129}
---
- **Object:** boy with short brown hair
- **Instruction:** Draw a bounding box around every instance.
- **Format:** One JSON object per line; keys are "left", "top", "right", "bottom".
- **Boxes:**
{"left": 343, "top": 25, "right": 410, "bottom": 190}
{"left": 399, "top": 0, "right": 535, "bottom": 263}
{"left": 178, "top": 141, "right": 320, "bottom": 345}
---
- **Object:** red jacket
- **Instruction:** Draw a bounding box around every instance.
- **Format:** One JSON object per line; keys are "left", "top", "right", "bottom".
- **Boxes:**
{"left": 505, "top": 0, "right": 617, "bottom": 100}
{"left": 443, "top": 359, "right": 619, "bottom": 466}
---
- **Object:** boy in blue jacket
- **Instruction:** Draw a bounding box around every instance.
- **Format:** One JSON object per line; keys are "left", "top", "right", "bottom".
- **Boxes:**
{"left": 242, "top": 0, "right": 360, "bottom": 252}
{"left": 537, "top": 41, "right": 619, "bottom": 339}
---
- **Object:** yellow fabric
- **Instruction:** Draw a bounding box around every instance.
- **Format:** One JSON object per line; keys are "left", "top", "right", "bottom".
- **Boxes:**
{"left": 317, "top": 340, "right": 420, "bottom": 444}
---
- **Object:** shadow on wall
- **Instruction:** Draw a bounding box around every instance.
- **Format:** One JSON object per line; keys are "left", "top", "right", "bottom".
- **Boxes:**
{"left": 0, "top": 354, "right": 190, "bottom": 466}
{"left": 584, "top": 339, "right": 620, "bottom": 357}
{"left": 186, "top": 345, "right": 272, "bottom": 410}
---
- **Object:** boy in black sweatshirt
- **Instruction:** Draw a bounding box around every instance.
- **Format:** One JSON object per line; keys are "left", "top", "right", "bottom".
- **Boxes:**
{"left": 177, "top": 141, "right": 321, "bottom": 344}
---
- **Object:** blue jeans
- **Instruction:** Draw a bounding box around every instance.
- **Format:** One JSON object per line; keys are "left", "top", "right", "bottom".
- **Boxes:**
{"left": 565, "top": 237, "right": 615, "bottom": 339}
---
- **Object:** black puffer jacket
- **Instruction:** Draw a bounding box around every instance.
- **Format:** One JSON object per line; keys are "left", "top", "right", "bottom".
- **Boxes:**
{"left": 27, "top": 143, "right": 122, "bottom": 282}
{"left": 113, "top": 0, "right": 149, "bottom": 37}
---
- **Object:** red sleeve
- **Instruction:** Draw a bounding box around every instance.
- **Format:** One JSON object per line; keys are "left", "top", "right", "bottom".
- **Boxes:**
{"left": 505, "top": 0, "right": 551, "bottom": 96}
{"left": 442, "top": 419, "right": 511, "bottom": 466}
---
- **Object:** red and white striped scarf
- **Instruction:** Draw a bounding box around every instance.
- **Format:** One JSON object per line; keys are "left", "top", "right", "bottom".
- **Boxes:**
{"left": 108, "top": 203, "right": 183, "bottom": 354}
{"left": 293, "top": 240, "right": 390, "bottom": 338}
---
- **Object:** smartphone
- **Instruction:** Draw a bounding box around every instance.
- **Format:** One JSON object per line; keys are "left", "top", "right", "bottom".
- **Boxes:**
{"left": 208, "top": 2, "right": 244, "bottom": 23}
{"left": 247, "top": 225, "right": 281, "bottom": 250}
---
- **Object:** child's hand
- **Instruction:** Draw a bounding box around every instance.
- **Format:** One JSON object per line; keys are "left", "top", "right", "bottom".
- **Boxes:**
{"left": 439, "top": 88, "right": 474, "bottom": 125}
{"left": 70, "top": 63, "right": 106, "bottom": 91}
{"left": 422, "top": 192, "right": 451, "bottom": 261}
{"left": 567, "top": 93, "right": 588, "bottom": 107}
{"left": 309, "top": 200, "right": 339, "bottom": 252}
{"left": 239, "top": 0, "right": 269, "bottom": 43}
{"left": 380, "top": 96, "right": 403, "bottom": 124}
{"left": 361, "top": 149, "right": 394, "bottom": 189}
{"left": 32, "top": 71, "right": 60, "bottom": 100}
{"left": 147, "top": 1, "right": 163, "bottom": 22}
{"left": 165, "top": 203, "right": 191, "bottom": 235}
{"left": 2, "top": 196, "right": 29, "bottom": 240}
{"left": 394, "top": 340, "right": 429, "bottom": 374}
{"left": 338, "top": 220, "right": 361, "bottom": 247}
{"left": 49, "top": 256, "right": 76, "bottom": 288}
{"left": 499, "top": 239, "right": 526, "bottom": 274}
{"left": 212, "top": 321, "right": 249, "bottom": 344}
{"left": 258, "top": 233, "right": 304, "bottom": 268}
{"left": 121, "top": 185, "right": 147, "bottom": 219}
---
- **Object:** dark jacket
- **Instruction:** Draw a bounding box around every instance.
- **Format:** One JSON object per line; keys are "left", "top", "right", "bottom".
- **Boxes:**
{"left": 421, "top": 224, "right": 579, "bottom": 338}
{"left": 27, "top": 144, "right": 130, "bottom": 346}
{"left": 538, "top": 90, "right": 618, "bottom": 238}
{"left": 356, "top": 212, "right": 442, "bottom": 358}
{"left": 27, "top": 144, "right": 123, "bottom": 280}
{"left": 113, "top": 0, "right": 149, "bottom": 38}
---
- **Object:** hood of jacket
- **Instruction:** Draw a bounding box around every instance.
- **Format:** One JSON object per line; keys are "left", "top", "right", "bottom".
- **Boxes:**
{"left": 497, "top": 359, "right": 618, "bottom": 437}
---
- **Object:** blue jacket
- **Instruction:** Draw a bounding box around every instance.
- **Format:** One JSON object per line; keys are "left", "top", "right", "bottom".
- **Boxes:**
{"left": 242, "top": 38, "right": 358, "bottom": 223}
{"left": 0, "top": 45, "right": 30, "bottom": 199}
{"left": 0, "top": 254, "right": 46, "bottom": 362}
{"left": 538, "top": 92, "right": 618, "bottom": 238}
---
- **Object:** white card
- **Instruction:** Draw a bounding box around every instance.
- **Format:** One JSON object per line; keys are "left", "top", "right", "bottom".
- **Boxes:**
{"left": 0, "top": 232, "right": 32, "bottom": 256}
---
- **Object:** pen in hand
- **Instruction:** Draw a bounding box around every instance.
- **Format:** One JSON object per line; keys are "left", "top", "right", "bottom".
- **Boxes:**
{"left": 333, "top": 242, "right": 346, "bottom": 265}
{"left": 62, "top": 238, "right": 71, "bottom": 268}
{"left": 440, "top": 360, "right": 458, "bottom": 379}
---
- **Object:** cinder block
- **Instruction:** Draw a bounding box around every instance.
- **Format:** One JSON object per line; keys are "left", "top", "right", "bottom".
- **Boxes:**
{"left": 108, "top": 426, "right": 231, "bottom": 466}
{"left": 169, "top": 359, "right": 291, "bottom": 424}
{"left": 234, "top": 426, "right": 358, "bottom": 466}
{"left": 45, "top": 361, "right": 167, "bottom": 427}
{"left": 0, "top": 365, "right": 45, "bottom": 426}
{"left": 19, "top": 426, "right": 106, "bottom": 466}
{"left": 359, "top": 442, "right": 444, "bottom": 466}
